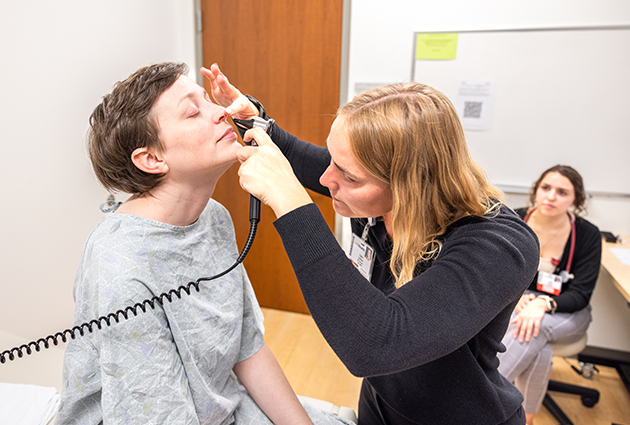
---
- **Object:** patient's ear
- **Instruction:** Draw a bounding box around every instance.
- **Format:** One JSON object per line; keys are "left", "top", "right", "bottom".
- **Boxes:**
{"left": 131, "top": 147, "right": 169, "bottom": 175}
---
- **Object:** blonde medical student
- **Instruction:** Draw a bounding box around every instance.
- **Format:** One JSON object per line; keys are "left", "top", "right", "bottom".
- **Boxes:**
{"left": 204, "top": 64, "right": 539, "bottom": 425}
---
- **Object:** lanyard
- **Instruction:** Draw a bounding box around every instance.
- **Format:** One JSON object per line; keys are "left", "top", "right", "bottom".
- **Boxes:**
{"left": 348, "top": 218, "right": 378, "bottom": 282}
{"left": 524, "top": 207, "right": 576, "bottom": 274}
{"left": 361, "top": 217, "right": 377, "bottom": 241}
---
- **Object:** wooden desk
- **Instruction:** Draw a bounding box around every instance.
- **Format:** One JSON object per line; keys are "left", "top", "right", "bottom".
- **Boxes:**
{"left": 601, "top": 235, "right": 630, "bottom": 302}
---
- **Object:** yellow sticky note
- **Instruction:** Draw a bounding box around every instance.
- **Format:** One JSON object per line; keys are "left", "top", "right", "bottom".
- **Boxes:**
{"left": 415, "top": 33, "right": 458, "bottom": 60}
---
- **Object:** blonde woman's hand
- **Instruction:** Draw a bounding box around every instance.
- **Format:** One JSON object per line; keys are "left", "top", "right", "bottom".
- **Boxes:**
{"left": 236, "top": 128, "right": 312, "bottom": 218}
{"left": 201, "top": 63, "right": 259, "bottom": 119}
{"left": 511, "top": 298, "right": 547, "bottom": 343}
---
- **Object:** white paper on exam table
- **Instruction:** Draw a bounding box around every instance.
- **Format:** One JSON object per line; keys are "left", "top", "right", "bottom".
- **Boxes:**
{"left": 0, "top": 382, "right": 60, "bottom": 425}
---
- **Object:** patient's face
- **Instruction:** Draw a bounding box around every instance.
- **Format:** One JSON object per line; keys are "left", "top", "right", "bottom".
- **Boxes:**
{"left": 153, "top": 75, "right": 240, "bottom": 181}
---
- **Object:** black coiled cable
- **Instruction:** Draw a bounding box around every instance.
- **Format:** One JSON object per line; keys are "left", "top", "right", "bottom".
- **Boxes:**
{"left": 0, "top": 210, "right": 259, "bottom": 364}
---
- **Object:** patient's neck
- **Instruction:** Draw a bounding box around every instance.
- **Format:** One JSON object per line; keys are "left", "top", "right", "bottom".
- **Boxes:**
{"left": 116, "top": 181, "right": 217, "bottom": 227}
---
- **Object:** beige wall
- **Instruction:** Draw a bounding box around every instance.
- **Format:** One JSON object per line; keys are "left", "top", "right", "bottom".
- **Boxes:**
{"left": 0, "top": 0, "right": 197, "bottom": 341}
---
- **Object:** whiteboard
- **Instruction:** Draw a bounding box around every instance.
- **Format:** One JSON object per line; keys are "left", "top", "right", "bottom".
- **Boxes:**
{"left": 412, "top": 27, "right": 630, "bottom": 195}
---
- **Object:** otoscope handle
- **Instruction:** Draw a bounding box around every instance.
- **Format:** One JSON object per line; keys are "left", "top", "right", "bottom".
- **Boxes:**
{"left": 249, "top": 196, "right": 261, "bottom": 223}
{"left": 233, "top": 116, "right": 274, "bottom": 224}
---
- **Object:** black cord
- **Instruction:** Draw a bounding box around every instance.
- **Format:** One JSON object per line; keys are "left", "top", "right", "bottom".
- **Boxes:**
{"left": 0, "top": 215, "right": 259, "bottom": 364}
{"left": 2, "top": 115, "right": 272, "bottom": 365}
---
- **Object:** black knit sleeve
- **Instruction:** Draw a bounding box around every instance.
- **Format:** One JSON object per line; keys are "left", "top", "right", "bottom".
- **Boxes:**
{"left": 269, "top": 124, "right": 331, "bottom": 197}
{"left": 274, "top": 204, "right": 539, "bottom": 377}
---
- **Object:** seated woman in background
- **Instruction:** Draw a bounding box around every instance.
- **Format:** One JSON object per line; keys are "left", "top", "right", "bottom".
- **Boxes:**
{"left": 498, "top": 165, "right": 602, "bottom": 425}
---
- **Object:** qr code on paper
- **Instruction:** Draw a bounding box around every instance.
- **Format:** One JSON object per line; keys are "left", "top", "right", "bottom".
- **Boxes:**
{"left": 463, "top": 101, "right": 483, "bottom": 118}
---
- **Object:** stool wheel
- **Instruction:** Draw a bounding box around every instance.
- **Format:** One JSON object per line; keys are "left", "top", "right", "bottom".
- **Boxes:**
{"left": 581, "top": 395, "right": 599, "bottom": 407}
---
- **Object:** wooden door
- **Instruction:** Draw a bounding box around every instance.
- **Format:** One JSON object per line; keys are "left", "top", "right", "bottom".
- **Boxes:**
{"left": 201, "top": 0, "right": 343, "bottom": 313}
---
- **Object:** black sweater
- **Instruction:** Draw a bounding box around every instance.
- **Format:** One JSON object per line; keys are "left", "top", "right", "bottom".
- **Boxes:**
{"left": 268, "top": 124, "right": 539, "bottom": 424}
{"left": 515, "top": 207, "right": 601, "bottom": 313}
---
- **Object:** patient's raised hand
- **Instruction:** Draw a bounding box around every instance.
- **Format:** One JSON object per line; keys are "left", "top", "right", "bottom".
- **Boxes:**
{"left": 201, "top": 64, "right": 258, "bottom": 120}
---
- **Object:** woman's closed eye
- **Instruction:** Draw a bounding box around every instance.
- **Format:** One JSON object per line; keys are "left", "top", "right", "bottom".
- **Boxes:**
{"left": 343, "top": 173, "right": 356, "bottom": 183}
{"left": 187, "top": 106, "right": 200, "bottom": 117}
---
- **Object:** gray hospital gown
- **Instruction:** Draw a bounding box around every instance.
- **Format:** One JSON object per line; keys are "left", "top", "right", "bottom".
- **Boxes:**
{"left": 55, "top": 199, "right": 350, "bottom": 425}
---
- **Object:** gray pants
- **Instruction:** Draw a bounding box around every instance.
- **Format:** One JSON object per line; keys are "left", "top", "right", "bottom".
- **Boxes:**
{"left": 497, "top": 297, "right": 592, "bottom": 414}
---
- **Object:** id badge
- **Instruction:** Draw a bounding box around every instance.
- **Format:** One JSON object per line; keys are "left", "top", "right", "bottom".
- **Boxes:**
{"left": 348, "top": 233, "right": 375, "bottom": 281}
{"left": 537, "top": 271, "right": 563, "bottom": 295}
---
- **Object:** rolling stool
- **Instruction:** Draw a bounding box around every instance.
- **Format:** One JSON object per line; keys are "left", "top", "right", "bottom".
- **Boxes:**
{"left": 543, "top": 335, "right": 600, "bottom": 425}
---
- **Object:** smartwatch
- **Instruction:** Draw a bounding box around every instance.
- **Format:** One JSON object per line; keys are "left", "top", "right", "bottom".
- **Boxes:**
{"left": 538, "top": 295, "right": 557, "bottom": 314}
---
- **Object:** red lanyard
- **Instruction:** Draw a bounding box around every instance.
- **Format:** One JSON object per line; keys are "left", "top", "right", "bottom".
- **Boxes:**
{"left": 523, "top": 207, "right": 576, "bottom": 273}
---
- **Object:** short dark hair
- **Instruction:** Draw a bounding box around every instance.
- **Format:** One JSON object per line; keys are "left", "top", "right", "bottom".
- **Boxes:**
{"left": 88, "top": 62, "right": 189, "bottom": 194}
{"left": 529, "top": 165, "right": 587, "bottom": 215}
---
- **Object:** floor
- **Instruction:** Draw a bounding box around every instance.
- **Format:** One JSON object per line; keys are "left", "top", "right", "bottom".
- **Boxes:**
{"left": 262, "top": 307, "right": 362, "bottom": 412}
{"left": 533, "top": 356, "right": 630, "bottom": 425}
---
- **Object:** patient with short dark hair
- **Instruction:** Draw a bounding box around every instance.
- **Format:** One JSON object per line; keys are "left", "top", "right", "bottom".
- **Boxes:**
{"left": 55, "top": 62, "right": 352, "bottom": 425}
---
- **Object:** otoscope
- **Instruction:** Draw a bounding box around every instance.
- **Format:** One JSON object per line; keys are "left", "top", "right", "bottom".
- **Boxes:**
{"left": 0, "top": 116, "right": 275, "bottom": 364}
{"left": 232, "top": 115, "right": 275, "bottom": 230}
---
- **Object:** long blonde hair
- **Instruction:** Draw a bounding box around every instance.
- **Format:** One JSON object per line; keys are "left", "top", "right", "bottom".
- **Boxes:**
{"left": 339, "top": 82, "right": 501, "bottom": 288}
